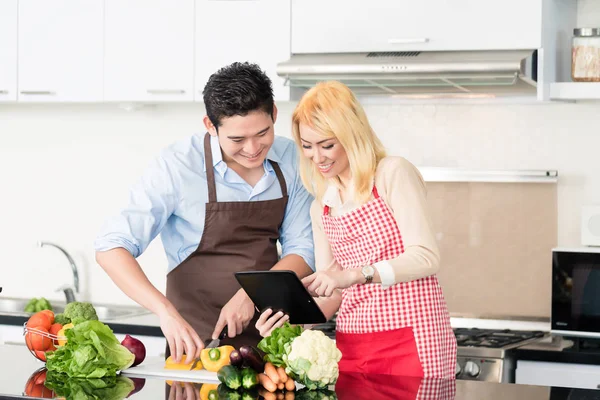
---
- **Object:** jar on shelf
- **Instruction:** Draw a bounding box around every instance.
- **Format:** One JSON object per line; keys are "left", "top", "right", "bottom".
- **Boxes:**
{"left": 572, "top": 28, "right": 600, "bottom": 82}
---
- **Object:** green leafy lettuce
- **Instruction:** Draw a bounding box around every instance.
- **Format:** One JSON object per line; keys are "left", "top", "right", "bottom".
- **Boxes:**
{"left": 44, "top": 370, "right": 135, "bottom": 400}
{"left": 46, "top": 320, "right": 135, "bottom": 378}
{"left": 257, "top": 322, "right": 303, "bottom": 367}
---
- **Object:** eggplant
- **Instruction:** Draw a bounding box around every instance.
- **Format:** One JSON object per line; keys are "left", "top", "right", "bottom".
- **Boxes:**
{"left": 229, "top": 350, "right": 244, "bottom": 368}
{"left": 238, "top": 346, "right": 265, "bottom": 373}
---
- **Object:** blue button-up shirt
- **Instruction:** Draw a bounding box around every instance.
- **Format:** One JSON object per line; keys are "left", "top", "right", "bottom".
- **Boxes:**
{"left": 94, "top": 134, "right": 315, "bottom": 273}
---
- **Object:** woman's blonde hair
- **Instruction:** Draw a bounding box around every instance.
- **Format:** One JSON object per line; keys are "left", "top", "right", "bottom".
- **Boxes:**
{"left": 292, "top": 81, "right": 387, "bottom": 204}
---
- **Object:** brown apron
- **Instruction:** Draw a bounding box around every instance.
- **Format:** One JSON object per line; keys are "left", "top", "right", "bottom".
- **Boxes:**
{"left": 165, "top": 133, "right": 288, "bottom": 352}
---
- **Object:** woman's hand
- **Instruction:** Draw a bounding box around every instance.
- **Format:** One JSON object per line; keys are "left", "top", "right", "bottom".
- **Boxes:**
{"left": 255, "top": 308, "right": 289, "bottom": 337}
{"left": 302, "top": 269, "right": 362, "bottom": 297}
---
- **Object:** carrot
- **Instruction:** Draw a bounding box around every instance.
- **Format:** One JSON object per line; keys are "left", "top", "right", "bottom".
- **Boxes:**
{"left": 276, "top": 366, "right": 288, "bottom": 383}
{"left": 285, "top": 391, "right": 295, "bottom": 400}
{"left": 276, "top": 392, "right": 284, "bottom": 400}
{"left": 258, "top": 388, "right": 276, "bottom": 400}
{"left": 277, "top": 382, "right": 285, "bottom": 390}
{"left": 285, "top": 391, "right": 296, "bottom": 400}
{"left": 258, "top": 373, "right": 277, "bottom": 393}
{"left": 264, "top": 362, "right": 280, "bottom": 384}
{"left": 285, "top": 379, "right": 296, "bottom": 391}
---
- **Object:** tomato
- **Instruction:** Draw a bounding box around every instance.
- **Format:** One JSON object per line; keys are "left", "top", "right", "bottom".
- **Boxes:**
{"left": 25, "top": 326, "right": 51, "bottom": 352}
{"left": 39, "top": 310, "right": 54, "bottom": 325}
{"left": 48, "top": 323, "right": 62, "bottom": 336}
{"left": 26, "top": 313, "right": 52, "bottom": 330}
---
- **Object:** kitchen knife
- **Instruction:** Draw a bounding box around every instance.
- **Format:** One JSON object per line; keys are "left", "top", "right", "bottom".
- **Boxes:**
{"left": 190, "top": 326, "right": 228, "bottom": 370}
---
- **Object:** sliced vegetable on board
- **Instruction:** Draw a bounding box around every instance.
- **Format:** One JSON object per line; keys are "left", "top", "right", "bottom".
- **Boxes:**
{"left": 201, "top": 345, "right": 235, "bottom": 372}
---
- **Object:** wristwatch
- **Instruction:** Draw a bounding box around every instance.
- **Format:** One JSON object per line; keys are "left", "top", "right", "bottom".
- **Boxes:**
{"left": 361, "top": 265, "right": 375, "bottom": 284}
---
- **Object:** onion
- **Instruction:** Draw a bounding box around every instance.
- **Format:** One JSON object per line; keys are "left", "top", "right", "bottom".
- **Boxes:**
{"left": 127, "top": 377, "right": 146, "bottom": 397}
{"left": 121, "top": 334, "right": 146, "bottom": 367}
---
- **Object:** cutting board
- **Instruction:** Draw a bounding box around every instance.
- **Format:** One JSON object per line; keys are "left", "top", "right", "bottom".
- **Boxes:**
{"left": 121, "top": 358, "right": 219, "bottom": 383}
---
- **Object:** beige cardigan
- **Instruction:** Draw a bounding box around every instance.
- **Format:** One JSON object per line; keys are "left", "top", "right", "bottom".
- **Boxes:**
{"left": 310, "top": 156, "right": 440, "bottom": 287}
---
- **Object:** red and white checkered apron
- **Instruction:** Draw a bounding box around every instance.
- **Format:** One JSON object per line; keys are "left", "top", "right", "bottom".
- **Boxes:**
{"left": 322, "top": 186, "right": 457, "bottom": 379}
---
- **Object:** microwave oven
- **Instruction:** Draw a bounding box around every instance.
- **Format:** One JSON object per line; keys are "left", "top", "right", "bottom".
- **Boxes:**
{"left": 551, "top": 247, "right": 600, "bottom": 338}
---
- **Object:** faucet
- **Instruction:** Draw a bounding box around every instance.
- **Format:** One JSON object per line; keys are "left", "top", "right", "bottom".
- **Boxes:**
{"left": 38, "top": 241, "right": 79, "bottom": 303}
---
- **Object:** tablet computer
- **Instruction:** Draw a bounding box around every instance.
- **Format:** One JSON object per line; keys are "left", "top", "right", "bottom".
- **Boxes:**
{"left": 235, "top": 270, "right": 327, "bottom": 325}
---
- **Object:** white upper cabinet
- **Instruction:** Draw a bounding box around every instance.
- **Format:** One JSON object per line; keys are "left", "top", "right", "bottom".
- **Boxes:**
{"left": 18, "top": 0, "right": 103, "bottom": 102}
{"left": 292, "top": 0, "right": 543, "bottom": 54}
{"left": 104, "top": 0, "right": 195, "bottom": 102}
{"left": 195, "top": 0, "right": 291, "bottom": 102}
{"left": 0, "top": 0, "right": 17, "bottom": 102}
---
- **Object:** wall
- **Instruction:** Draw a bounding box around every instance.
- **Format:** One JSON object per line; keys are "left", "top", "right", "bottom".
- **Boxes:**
{"left": 1, "top": 0, "right": 600, "bottom": 308}
{"left": 0, "top": 101, "right": 599, "bottom": 308}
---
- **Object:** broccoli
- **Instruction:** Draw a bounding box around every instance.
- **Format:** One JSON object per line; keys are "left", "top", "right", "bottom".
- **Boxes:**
{"left": 53, "top": 313, "right": 71, "bottom": 325}
{"left": 63, "top": 301, "right": 98, "bottom": 324}
{"left": 24, "top": 297, "right": 53, "bottom": 313}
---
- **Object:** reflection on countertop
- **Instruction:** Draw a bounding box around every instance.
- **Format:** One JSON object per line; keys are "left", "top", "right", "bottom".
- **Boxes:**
{"left": 0, "top": 345, "right": 598, "bottom": 400}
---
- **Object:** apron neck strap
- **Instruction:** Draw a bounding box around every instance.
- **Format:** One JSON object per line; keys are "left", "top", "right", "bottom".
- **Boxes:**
{"left": 204, "top": 132, "right": 288, "bottom": 202}
{"left": 270, "top": 161, "right": 287, "bottom": 198}
{"left": 204, "top": 133, "right": 218, "bottom": 203}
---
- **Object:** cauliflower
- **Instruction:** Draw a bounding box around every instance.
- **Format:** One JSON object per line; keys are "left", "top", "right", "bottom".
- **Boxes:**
{"left": 63, "top": 301, "right": 98, "bottom": 325}
{"left": 284, "top": 330, "right": 342, "bottom": 390}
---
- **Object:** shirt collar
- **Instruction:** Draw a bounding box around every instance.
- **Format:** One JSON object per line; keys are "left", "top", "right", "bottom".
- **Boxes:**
{"left": 203, "top": 134, "right": 283, "bottom": 176}
{"left": 202, "top": 135, "right": 228, "bottom": 177}
{"left": 322, "top": 179, "right": 374, "bottom": 209}
{"left": 322, "top": 184, "right": 343, "bottom": 208}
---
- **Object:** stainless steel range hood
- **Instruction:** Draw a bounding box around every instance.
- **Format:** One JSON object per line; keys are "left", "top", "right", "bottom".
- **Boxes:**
{"left": 277, "top": 50, "right": 537, "bottom": 99}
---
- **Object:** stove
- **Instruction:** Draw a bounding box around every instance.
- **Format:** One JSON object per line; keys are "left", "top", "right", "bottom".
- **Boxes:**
{"left": 312, "top": 322, "right": 547, "bottom": 383}
{"left": 455, "top": 328, "right": 547, "bottom": 383}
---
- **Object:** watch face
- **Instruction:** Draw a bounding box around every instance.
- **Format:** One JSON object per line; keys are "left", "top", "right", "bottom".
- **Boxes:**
{"left": 363, "top": 265, "right": 375, "bottom": 276}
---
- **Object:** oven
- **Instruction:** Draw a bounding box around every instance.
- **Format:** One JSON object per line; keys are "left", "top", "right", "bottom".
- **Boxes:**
{"left": 455, "top": 328, "right": 546, "bottom": 383}
{"left": 551, "top": 247, "right": 600, "bottom": 338}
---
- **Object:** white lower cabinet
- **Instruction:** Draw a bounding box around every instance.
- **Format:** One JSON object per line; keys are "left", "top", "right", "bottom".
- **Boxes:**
{"left": 516, "top": 360, "right": 600, "bottom": 390}
{"left": 0, "top": 324, "right": 26, "bottom": 345}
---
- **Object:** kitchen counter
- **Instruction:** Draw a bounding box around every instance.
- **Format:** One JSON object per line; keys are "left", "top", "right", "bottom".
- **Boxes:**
{"left": 515, "top": 335, "right": 600, "bottom": 365}
{"left": 0, "top": 309, "right": 163, "bottom": 337}
{"left": 0, "top": 345, "right": 597, "bottom": 400}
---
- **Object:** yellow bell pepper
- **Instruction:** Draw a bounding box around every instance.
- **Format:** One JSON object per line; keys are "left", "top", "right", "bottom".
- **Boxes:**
{"left": 200, "top": 345, "right": 235, "bottom": 372}
{"left": 164, "top": 355, "right": 203, "bottom": 371}
{"left": 56, "top": 323, "right": 74, "bottom": 346}
{"left": 199, "top": 383, "right": 219, "bottom": 400}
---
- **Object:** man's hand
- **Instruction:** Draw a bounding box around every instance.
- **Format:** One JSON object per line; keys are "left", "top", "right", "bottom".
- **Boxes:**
{"left": 158, "top": 306, "right": 204, "bottom": 364}
{"left": 167, "top": 381, "right": 198, "bottom": 400}
{"left": 212, "top": 289, "right": 255, "bottom": 339}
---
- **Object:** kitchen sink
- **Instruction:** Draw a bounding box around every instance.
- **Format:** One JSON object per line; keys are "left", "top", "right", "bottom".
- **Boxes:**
{"left": 0, "top": 297, "right": 150, "bottom": 321}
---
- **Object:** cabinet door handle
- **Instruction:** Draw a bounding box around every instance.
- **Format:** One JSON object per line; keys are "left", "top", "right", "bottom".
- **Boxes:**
{"left": 3, "top": 341, "right": 25, "bottom": 346}
{"left": 20, "top": 91, "right": 56, "bottom": 95}
{"left": 0, "top": 90, "right": 8, "bottom": 95}
{"left": 388, "top": 38, "right": 430, "bottom": 44}
{"left": 146, "top": 89, "right": 186, "bottom": 95}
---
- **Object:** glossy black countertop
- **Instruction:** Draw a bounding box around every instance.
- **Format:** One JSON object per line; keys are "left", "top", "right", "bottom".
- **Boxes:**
{"left": 0, "top": 345, "right": 598, "bottom": 400}
{"left": 515, "top": 335, "right": 600, "bottom": 365}
{"left": 0, "top": 312, "right": 163, "bottom": 337}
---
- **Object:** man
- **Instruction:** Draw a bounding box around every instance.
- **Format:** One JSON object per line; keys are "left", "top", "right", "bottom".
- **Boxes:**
{"left": 94, "top": 62, "right": 315, "bottom": 363}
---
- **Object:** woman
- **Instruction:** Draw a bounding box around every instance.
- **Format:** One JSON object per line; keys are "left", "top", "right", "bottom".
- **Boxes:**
{"left": 256, "top": 81, "right": 457, "bottom": 379}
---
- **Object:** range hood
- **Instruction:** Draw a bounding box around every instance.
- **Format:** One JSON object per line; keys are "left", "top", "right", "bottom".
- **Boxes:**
{"left": 276, "top": 50, "right": 537, "bottom": 99}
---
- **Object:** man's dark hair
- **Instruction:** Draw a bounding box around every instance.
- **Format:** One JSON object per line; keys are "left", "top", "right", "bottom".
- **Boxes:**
{"left": 202, "top": 62, "right": 274, "bottom": 129}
